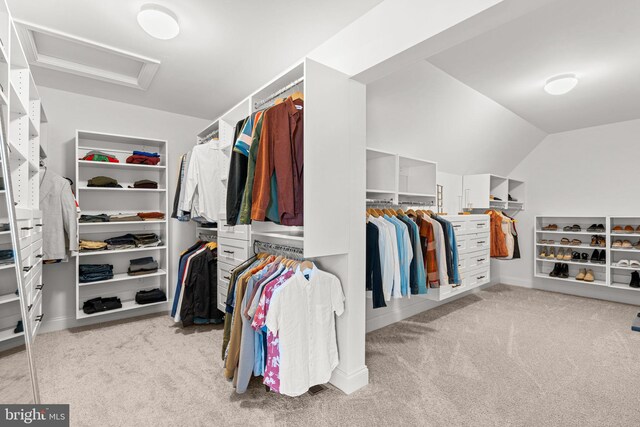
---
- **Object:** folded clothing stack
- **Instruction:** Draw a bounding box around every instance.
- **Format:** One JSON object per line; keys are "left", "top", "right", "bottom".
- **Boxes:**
{"left": 83, "top": 296, "right": 122, "bottom": 314}
{"left": 137, "top": 212, "right": 165, "bottom": 221}
{"left": 131, "top": 232, "right": 161, "bottom": 247}
{"left": 87, "top": 176, "right": 122, "bottom": 188}
{"left": 126, "top": 150, "right": 160, "bottom": 166}
{"left": 128, "top": 256, "right": 159, "bottom": 276}
{"left": 0, "top": 249, "right": 14, "bottom": 265}
{"left": 109, "top": 213, "right": 142, "bottom": 222}
{"left": 79, "top": 264, "right": 114, "bottom": 283}
{"left": 80, "top": 150, "right": 119, "bottom": 163}
{"left": 79, "top": 240, "right": 108, "bottom": 252}
{"left": 104, "top": 234, "right": 137, "bottom": 250}
{"left": 129, "top": 179, "right": 158, "bottom": 189}
{"left": 0, "top": 223, "right": 10, "bottom": 231}
{"left": 79, "top": 214, "right": 110, "bottom": 223}
{"left": 135, "top": 288, "right": 167, "bottom": 305}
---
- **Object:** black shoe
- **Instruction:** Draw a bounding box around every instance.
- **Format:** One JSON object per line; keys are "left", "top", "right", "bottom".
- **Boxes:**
{"left": 14, "top": 320, "right": 23, "bottom": 334}
{"left": 550, "top": 263, "right": 561, "bottom": 277}
{"left": 587, "top": 224, "right": 598, "bottom": 232}
{"left": 596, "top": 224, "right": 605, "bottom": 232}
{"left": 561, "top": 263, "right": 570, "bottom": 278}
{"left": 572, "top": 251, "right": 581, "bottom": 262}
{"left": 581, "top": 253, "right": 588, "bottom": 263}
{"left": 599, "top": 251, "right": 606, "bottom": 264}
{"left": 591, "top": 249, "right": 600, "bottom": 264}
{"left": 630, "top": 271, "right": 640, "bottom": 288}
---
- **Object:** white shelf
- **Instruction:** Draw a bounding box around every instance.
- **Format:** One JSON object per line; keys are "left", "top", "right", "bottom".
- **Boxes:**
{"left": 78, "top": 160, "right": 166, "bottom": 170}
{"left": 535, "top": 242, "right": 595, "bottom": 249}
{"left": 78, "top": 269, "right": 167, "bottom": 287}
{"left": 251, "top": 231, "right": 304, "bottom": 241}
{"left": 0, "top": 327, "right": 24, "bottom": 343}
{"left": 0, "top": 230, "right": 10, "bottom": 236}
{"left": 78, "top": 246, "right": 167, "bottom": 257}
{"left": 610, "top": 265, "right": 640, "bottom": 271}
{"left": 536, "top": 258, "right": 605, "bottom": 268}
{"left": 366, "top": 189, "right": 396, "bottom": 194}
{"left": 534, "top": 273, "right": 607, "bottom": 287}
{"left": 78, "top": 187, "right": 166, "bottom": 192}
{"left": 535, "top": 229, "right": 600, "bottom": 235}
{"left": 610, "top": 248, "right": 640, "bottom": 253}
{"left": 76, "top": 300, "right": 167, "bottom": 320}
{"left": 80, "top": 220, "right": 166, "bottom": 226}
{"left": 611, "top": 232, "right": 640, "bottom": 237}
{"left": 611, "top": 283, "right": 640, "bottom": 292}
{"left": 398, "top": 192, "right": 436, "bottom": 198}
{"left": 0, "top": 293, "right": 19, "bottom": 305}
{"left": 0, "top": 263, "right": 15, "bottom": 271}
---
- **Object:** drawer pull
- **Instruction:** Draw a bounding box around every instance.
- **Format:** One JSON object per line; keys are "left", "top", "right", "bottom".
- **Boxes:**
{"left": 21, "top": 227, "right": 34, "bottom": 231}
{"left": 477, "top": 241, "right": 486, "bottom": 244}
{"left": 36, "top": 283, "right": 44, "bottom": 291}
{"left": 36, "top": 254, "right": 44, "bottom": 259}
{"left": 223, "top": 275, "right": 231, "bottom": 280}
{"left": 477, "top": 275, "right": 486, "bottom": 280}
{"left": 36, "top": 314, "right": 45, "bottom": 322}
{"left": 23, "top": 266, "right": 33, "bottom": 272}
{"left": 477, "top": 258, "right": 486, "bottom": 262}
{"left": 28, "top": 304, "right": 33, "bottom": 312}
{"left": 35, "top": 224, "right": 43, "bottom": 227}
{"left": 454, "top": 224, "right": 462, "bottom": 228}
{"left": 223, "top": 250, "right": 235, "bottom": 254}
{"left": 476, "top": 224, "right": 486, "bottom": 228}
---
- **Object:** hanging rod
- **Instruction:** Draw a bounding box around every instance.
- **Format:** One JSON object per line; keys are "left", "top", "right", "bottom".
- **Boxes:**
{"left": 254, "top": 77, "right": 304, "bottom": 109}
{"left": 253, "top": 239, "right": 304, "bottom": 260}
{"left": 366, "top": 199, "right": 394, "bottom": 204}
{"left": 198, "top": 233, "right": 217, "bottom": 242}
{"left": 199, "top": 129, "right": 219, "bottom": 144}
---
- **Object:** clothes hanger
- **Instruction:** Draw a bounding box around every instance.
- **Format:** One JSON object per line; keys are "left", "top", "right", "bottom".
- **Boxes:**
{"left": 290, "top": 91, "right": 304, "bottom": 101}
{"left": 299, "top": 260, "right": 314, "bottom": 271}
{"left": 396, "top": 208, "right": 405, "bottom": 216}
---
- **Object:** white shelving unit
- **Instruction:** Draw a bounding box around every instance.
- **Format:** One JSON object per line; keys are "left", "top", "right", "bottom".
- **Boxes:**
{"left": 463, "top": 174, "right": 526, "bottom": 211}
{"left": 366, "top": 148, "right": 437, "bottom": 207}
{"left": 75, "top": 131, "right": 169, "bottom": 320}
{"left": 533, "top": 215, "right": 640, "bottom": 291}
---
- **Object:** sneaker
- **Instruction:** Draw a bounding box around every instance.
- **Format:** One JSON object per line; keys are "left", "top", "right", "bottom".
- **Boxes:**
{"left": 576, "top": 268, "right": 586, "bottom": 281}
{"left": 584, "top": 269, "right": 595, "bottom": 282}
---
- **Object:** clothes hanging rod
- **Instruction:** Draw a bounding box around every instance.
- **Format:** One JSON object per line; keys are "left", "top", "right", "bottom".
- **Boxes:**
{"left": 254, "top": 77, "right": 304, "bottom": 109}
{"left": 253, "top": 239, "right": 304, "bottom": 259}
{"left": 199, "top": 129, "right": 219, "bottom": 144}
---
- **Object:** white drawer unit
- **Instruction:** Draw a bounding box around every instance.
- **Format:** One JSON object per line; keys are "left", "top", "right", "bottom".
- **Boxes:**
{"left": 464, "top": 249, "right": 490, "bottom": 272}
{"left": 218, "top": 223, "right": 250, "bottom": 241}
{"left": 17, "top": 219, "right": 33, "bottom": 249}
{"left": 466, "top": 233, "right": 490, "bottom": 253}
{"left": 218, "top": 237, "right": 250, "bottom": 267}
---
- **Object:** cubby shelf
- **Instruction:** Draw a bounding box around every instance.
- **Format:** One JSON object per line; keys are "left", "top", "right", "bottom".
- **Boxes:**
{"left": 0, "top": 328, "right": 24, "bottom": 343}
{"left": 78, "top": 270, "right": 167, "bottom": 287}
{"left": 76, "top": 300, "right": 167, "bottom": 320}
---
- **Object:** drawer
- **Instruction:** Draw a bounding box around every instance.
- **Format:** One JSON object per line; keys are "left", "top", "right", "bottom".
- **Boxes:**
{"left": 218, "top": 279, "right": 229, "bottom": 299}
{"left": 457, "top": 255, "right": 466, "bottom": 271}
{"left": 455, "top": 235, "right": 467, "bottom": 252}
{"left": 218, "top": 237, "right": 250, "bottom": 266}
{"left": 33, "top": 219, "right": 44, "bottom": 236}
{"left": 449, "top": 219, "right": 466, "bottom": 234}
{"left": 218, "top": 224, "right": 250, "bottom": 241}
{"left": 24, "top": 258, "right": 42, "bottom": 288}
{"left": 217, "top": 261, "right": 234, "bottom": 283}
{"left": 465, "top": 250, "right": 490, "bottom": 271}
{"left": 217, "top": 292, "right": 226, "bottom": 313}
{"left": 20, "top": 241, "right": 33, "bottom": 264}
{"left": 32, "top": 239, "right": 43, "bottom": 260}
{"left": 17, "top": 219, "right": 33, "bottom": 248}
{"left": 28, "top": 292, "right": 44, "bottom": 341}
{"left": 464, "top": 267, "right": 490, "bottom": 288}
{"left": 469, "top": 218, "right": 490, "bottom": 233}
{"left": 467, "top": 233, "right": 490, "bottom": 252}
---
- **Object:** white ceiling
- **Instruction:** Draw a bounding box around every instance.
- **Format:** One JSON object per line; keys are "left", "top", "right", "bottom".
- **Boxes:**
{"left": 9, "top": 0, "right": 383, "bottom": 120}
{"left": 428, "top": 0, "right": 640, "bottom": 133}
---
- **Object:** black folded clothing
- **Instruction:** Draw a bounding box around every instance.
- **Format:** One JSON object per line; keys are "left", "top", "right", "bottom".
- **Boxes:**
{"left": 82, "top": 296, "right": 122, "bottom": 314}
{"left": 79, "top": 214, "right": 110, "bottom": 223}
{"left": 128, "top": 256, "right": 158, "bottom": 275}
{"left": 79, "top": 264, "right": 114, "bottom": 283}
{"left": 135, "top": 288, "right": 167, "bottom": 305}
{"left": 104, "top": 234, "right": 137, "bottom": 246}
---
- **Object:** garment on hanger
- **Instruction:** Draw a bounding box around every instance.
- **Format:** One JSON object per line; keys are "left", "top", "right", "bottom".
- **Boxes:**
{"left": 366, "top": 222, "right": 386, "bottom": 308}
{"left": 181, "top": 141, "right": 227, "bottom": 222}
{"left": 502, "top": 211, "right": 521, "bottom": 259}
{"left": 40, "top": 168, "right": 79, "bottom": 260}
{"left": 486, "top": 210, "right": 509, "bottom": 258}
{"left": 226, "top": 117, "right": 250, "bottom": 225}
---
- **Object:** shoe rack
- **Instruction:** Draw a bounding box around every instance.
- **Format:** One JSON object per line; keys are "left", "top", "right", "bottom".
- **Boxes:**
{"left": 535, "top": 216, "right": 640, "bottom": 291}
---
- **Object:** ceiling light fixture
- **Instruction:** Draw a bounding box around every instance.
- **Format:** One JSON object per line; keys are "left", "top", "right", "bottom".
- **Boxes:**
{"left": 544, "top": 73, "right": 578, "bottom": 95}
{"left": 137, "top": 4, "right": 180, "bottom": 40}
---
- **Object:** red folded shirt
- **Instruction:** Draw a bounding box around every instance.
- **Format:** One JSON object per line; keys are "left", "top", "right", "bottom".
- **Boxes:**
{"left": 82, "top": 154, "right": 119, "bottom": 163}
{"left": 126, "top": 155, "right": 161, "bottom": 165}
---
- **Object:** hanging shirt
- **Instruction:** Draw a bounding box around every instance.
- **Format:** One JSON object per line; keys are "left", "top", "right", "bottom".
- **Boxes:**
{"left": 265, "top": 266, "right": 344, "bottom": 397}
{"left": 425, "top": 215, "right": 449, "bottom": 288}
{"left": 370, "top": 216, "right": 397, "bottom": 301}
{"left": 399, "top": 215, "right": 427, "bottom": 294}
{"left": 418, "top": 216, "right": 440, "bottom": 288}
{"left": 182, "top": 142, "right": 226, "bottom": 222}
{"left": 385, "top": 215, "right": 413, "bottom": 298}
{"left": 366, "top": 222, "right": 386, "bottom": 308}
{"left": 238, "top": 111, "right": 265, "bottom": 224}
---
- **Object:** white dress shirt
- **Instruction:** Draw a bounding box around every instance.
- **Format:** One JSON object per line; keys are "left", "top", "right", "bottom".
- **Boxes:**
{"left": 181, "top": 142, "right": 226, "bottom": 222}
{"left": 265, "top": 266, "right": 344, "bottom": 397}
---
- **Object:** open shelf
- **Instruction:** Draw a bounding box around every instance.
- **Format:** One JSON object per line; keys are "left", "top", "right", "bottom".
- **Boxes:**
{"left": 78, "top": 160, "right": 166, "bottom": 170}
{"left": 0, "top": 292, "right": 19, "bottom": 305}
{"left": 611, "top": 283, "right": 640, "bottom": 292}
{"left": 534, "top": 273, "right": 607, "bottom": 287}
{"left": 0, "top": 327, "right": 24, "bottom": 343}
{"left": 251, "top": 231, "right": 304, "bottom": 241}
{"left": 610, "top": 264, "right": 640, "bottom": 271}
{"left": 535, "top": 230, "right": 600, "bottom": 236}
{"left": 78, "top": 246, "right": 167, "bottom": 257}
{"left": 536, "top": 258, "right": 605, "bottom": 268}
{"left": 78, "top": 187, "right": 166, "bottom": 192}
{"left": 80, "top": 220, "right": 166, "bottom": 227}
{"left": 0, "top": 263, "right": 15, "bottom": 271}
{"left": 76, "top": 300, "right": 167, "bottom": 320}
{"left": 78, "top": 269, "right": 167, "bottom": 287}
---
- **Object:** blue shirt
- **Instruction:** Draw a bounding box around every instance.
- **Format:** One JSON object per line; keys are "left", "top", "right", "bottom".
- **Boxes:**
{"left": 400, "top": 215, "right": 427, "bottom": 294}
{"left": 385, "top": 215, "right": 411, "bottom": 297}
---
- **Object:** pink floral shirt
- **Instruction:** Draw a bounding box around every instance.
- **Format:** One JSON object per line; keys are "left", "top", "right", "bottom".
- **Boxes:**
{"left": 251, "top": 270, "right": 294, "bottom": 393}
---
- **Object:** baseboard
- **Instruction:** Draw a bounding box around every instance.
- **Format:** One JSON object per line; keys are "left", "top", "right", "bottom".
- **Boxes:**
{"left": 498, "top": 276, "right": 533, "bottom": 288}
{"left": 330, "top": 365, "right": 369, "bottom": 395}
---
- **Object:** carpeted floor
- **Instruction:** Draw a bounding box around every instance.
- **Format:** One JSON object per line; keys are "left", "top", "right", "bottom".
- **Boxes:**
{"left": 3, "top": 284, "right": 640, "bottom": 426}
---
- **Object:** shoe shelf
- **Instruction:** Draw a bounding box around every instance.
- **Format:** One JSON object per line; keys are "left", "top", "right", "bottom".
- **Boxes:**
{"left": 535, "top": 215, "right": 640, "bottom": 291}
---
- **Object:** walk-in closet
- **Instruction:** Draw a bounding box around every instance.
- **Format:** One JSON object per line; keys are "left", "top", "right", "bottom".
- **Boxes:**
{"left": 1, "top": 0, "right": 639, "bottom": 425}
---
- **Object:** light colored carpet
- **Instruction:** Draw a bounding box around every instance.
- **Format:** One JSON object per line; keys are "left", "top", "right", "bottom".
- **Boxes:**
{"left": 5, "top": 284, "right": 640, "bottom": 426}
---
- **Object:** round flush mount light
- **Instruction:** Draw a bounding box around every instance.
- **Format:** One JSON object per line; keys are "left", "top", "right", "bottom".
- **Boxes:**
{"left": 544, "top": 73, "right": 578, "bottom": 95}
{"left": 137, "top": 4, "right": 180, "bottom": 40}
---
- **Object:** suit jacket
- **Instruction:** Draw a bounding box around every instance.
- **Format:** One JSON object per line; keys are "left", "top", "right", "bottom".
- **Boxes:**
{"left": 40, "top": 169, "right": 79, "bottom": 260}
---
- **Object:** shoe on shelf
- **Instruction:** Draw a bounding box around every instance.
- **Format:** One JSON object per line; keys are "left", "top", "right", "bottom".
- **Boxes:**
{"left": 572, "top": 224, "right": 582, "bottom": 232}
{"left": 616, "top": 259, "right": 630, "bottom": 267}
{"left": 557, "top": 248, "right": 564, "bottom": 260}
{"left": 612, "top": 225, "right": 623, "bottom": 233}
{"left": 600, "top": 236, "right": 606, "bottom": 247}
{"left": 630, "top": 271, "right": 640, "bottom": 288}
{"left": 630, "top": 260, "right": 640, "bottom": 268}
{"left": 563, "top": 250, "right": 572, "bottom": 261}
{"left": 572, "top": 251, "right": 581, "bottom": 262}
{"left": 591, "top": 236, "right": 599, "bottom": 246}
{"left": 625, "top": 225, "right": 635, "bottom": 234}
{"left": 612, "top": 240, "right": 623, "bottom": 248}
{"left": 581, "top": 253, "right": 589, "bottom": 263}
{"left": 599, "top": 250, "right": 606, "bottom": 264}
{"left": 636, "top": 225, "right": 640, "bottom": 233}
{"left": 576, "top": 268, "right": 586, "bottom": 281}
{"left": 539, "top": 247, "right": 547, "bottom": 258}
{"left": 584, "top": 269, "right": 595, "bottom": 282}
{"left": 596, "top": 224, "right": 605, "bottom": 232}
{"left": 587, "top": 224, "right": 598, "bottom": 232}
{"left": 540, "top": 239, "right": 548, "bottom": 244}
{"left": 508, "top": 194, "right": 517, "bottom": 202}
{"left": 622, "top": 240, "right": 633, "bottom": 248}
{"left": 14, "top": 320, "right": 23, "bottom": 334}
{"left": 559, "top": 264, "right": 570, "bottom": 279}
{"left": 561, "top": 238, "right": 571, "bottom": 245}
{"left": 549, "top": 263, "right": 561, "bottom": 277}
{"left": 634, "top": 240, "right": 640, "bottom": 250}
{"left": 563, "top": 225, "right": 573, "bottom": 232}
{"left": 571, "top": 239, "right": 582, "bottom": 246}
{"left": 547, "top": 248, "right": 556, "bottom": 259}
{"left": 542, "top": 224, "right": 558, "bottom": 231}
{"left": 548, "top": 240, "right": 555, "bottom": 244}
{"left": 591, "top": 249, "right": 600, "bottom": 264}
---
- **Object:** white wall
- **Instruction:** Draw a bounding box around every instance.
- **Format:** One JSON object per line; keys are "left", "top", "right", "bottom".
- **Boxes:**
{"left": 367, "top": 61, "right": 546, "bottom": 177}
{"left": 38, "top": 87, "right": 210, "bottom": 332}
{"left": 498, "top": 118, "right": 640, "bottom": 305}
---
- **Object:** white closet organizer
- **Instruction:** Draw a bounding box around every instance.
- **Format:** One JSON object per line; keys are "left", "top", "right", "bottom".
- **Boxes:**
{"left": 366, "top": 148, "right": 437, "bottom": 206}
{"left": 75, "top": 131, "right": 169, "bottom": 320}
{"left": 0, "top": 1, "right": 46, "bottom": 360}
{"left": 463, "top": 173, "right": 526, "bottom": 210}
